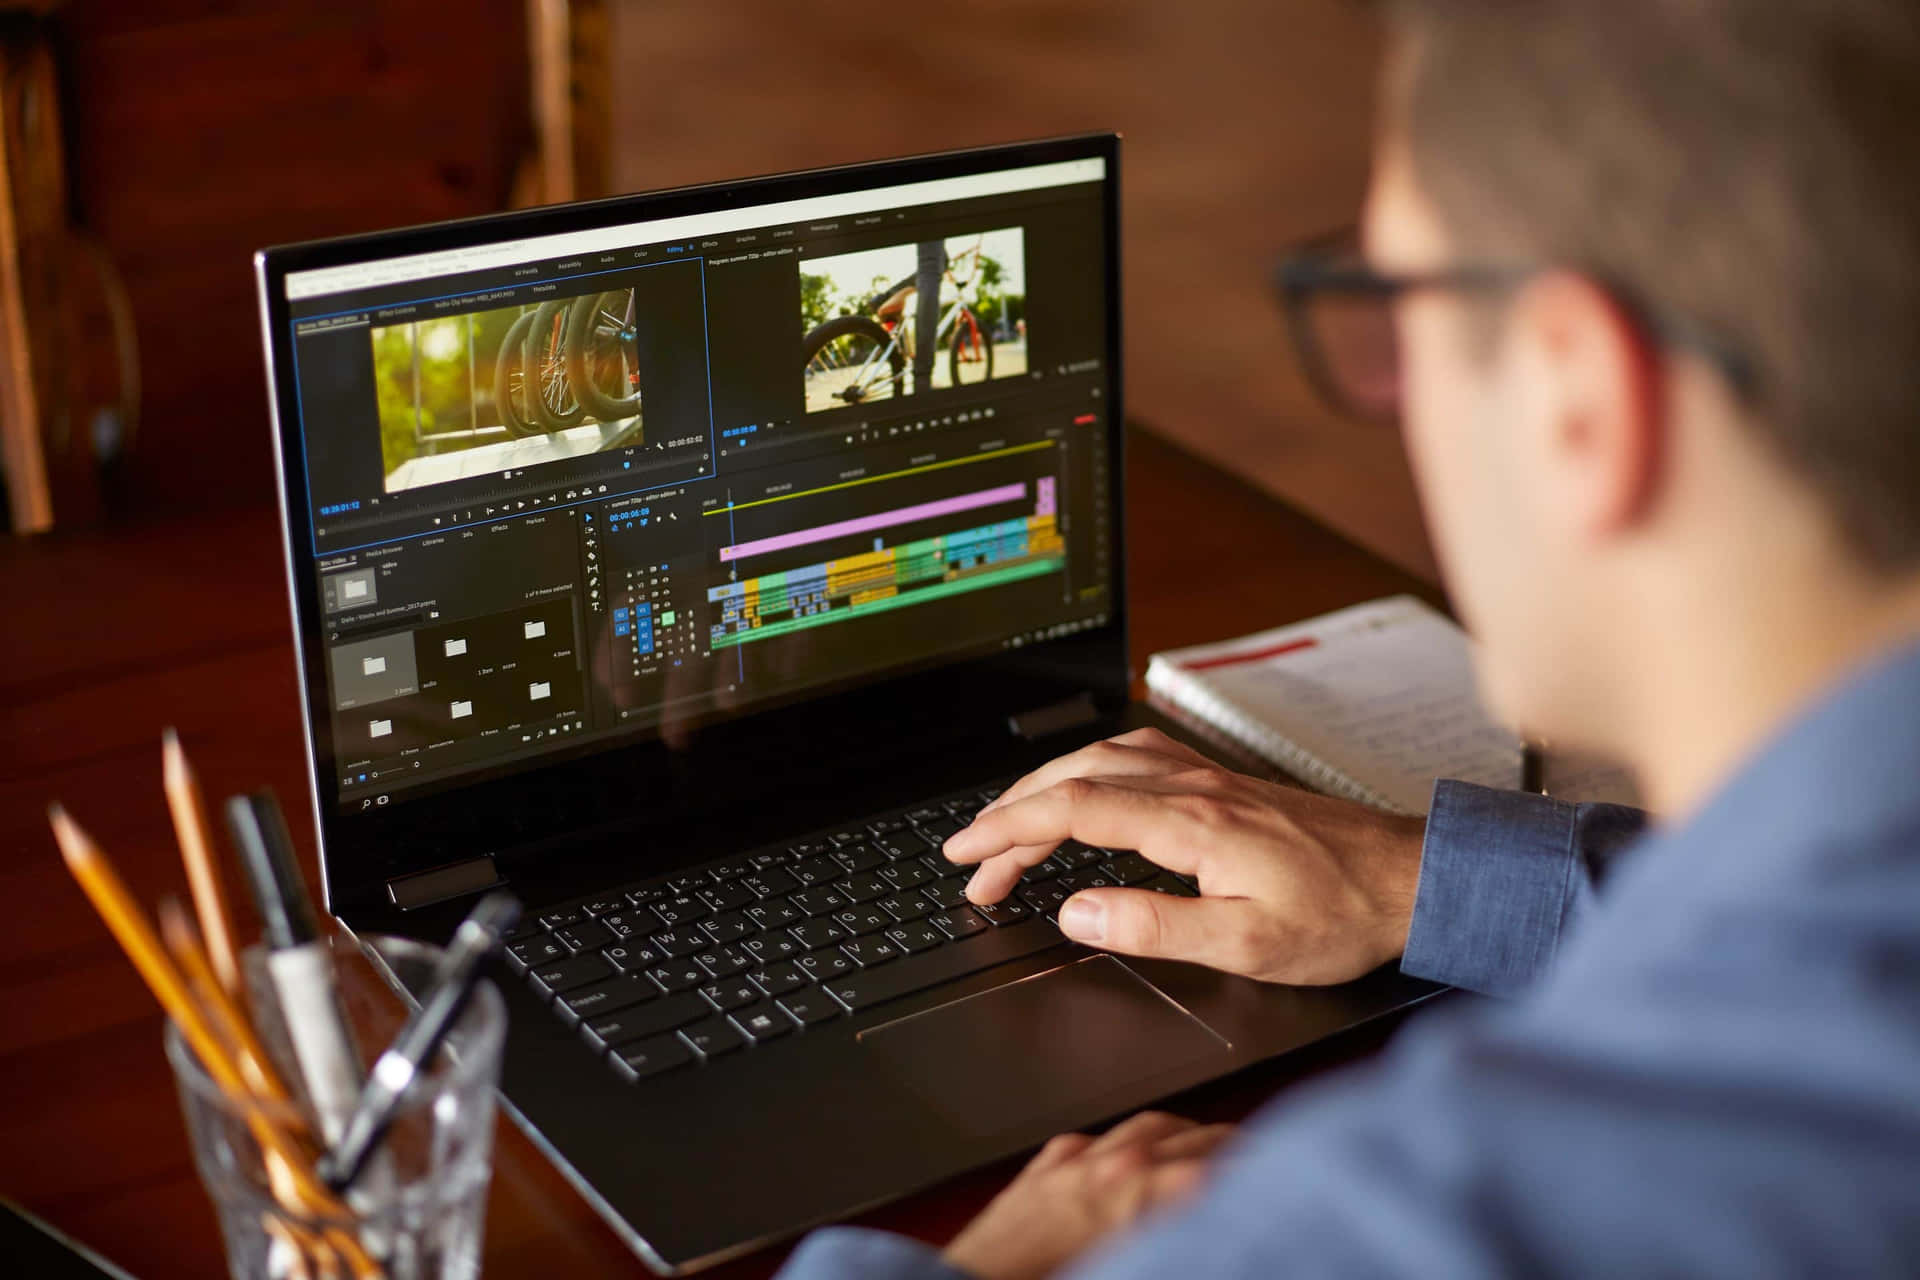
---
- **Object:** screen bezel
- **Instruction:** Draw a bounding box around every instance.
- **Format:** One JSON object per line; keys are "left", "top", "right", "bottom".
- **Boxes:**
{"left": 254, "top": 133, "right": 1127, "bottom": 913}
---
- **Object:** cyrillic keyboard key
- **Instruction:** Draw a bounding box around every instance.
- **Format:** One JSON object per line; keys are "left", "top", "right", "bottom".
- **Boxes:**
{"left": 838, "top": 871, "right": 889, "bottom": 903}
{"left": 647, "top": 928, "right": 707, "bottom": 959}
{"left": 928, "top": 905, "right": 990, "bottom": 940}
{"left": 694, "top": 944, "right": 752, "bottom": 979}
{"left": 507, "top": 936, "right": 567, "bottom": 970}
{"left": 1142, "top": 873, "right": 1199, "bottom": 897}
{"left": 884, "top": 921, "right": 944, "bottom": 954}
{"left": 581, "top": 897, "right": 626, "bottom": 917}
{"left": 696, "top": 881, "right": 755, "bottom": 914}
{"left": 1018, "top": 882, "right": 1071, "bottom": 915}
{"left": 790, "top": 919, "right": 848, "bottom": 950}
{"left": 552, "top": 921, "right": 614, "bottom": 954}
{"left": 745, "top": 899, "right": 802, "bottom": 932}
{"left": 879, "top": 891, "right": 934, "bottom": 922}
{"left": 791, "top": 887, "right": 849, "bottom": 917}
{"left": 840, "top": 936, "right": 901, "bottom": 968}
{"left": 878, "top": 861, "right": 934, "bottom": 892}
{"left": 874, "top": 832, "right": 930, "bottom": 861}
{"left": 1054, "top": 840, "right": 1105, "bottom": 870}
{"left": 699, "top": 911, "right": 753, "bottom": 944}
{"left": 609, "top": 1035, "right": 692, "bottom": 1082}
{"left": 699, "top": 979, "right": 760, "bottom": 1012}
{"left": 975, "top": 898, "right": 1032, "bottom": 927}
{"left": 747, "top": 961, "right": 808, "bottom": 997}
{"left": 920, "top": 878, "right": 971, "bottom": 909}
{"left": 602, "top": 941, "right": 663, "bottom": 973}
{"left": 538, "top": 908, "right": 586, "bottom": 930}
{"left": 830, "top": 844, "right": 884, "bottom": 875}
{"left": 647, "top": 961, "right": 709, "bottom": 993}
{"left": 789, "top": 856, "right": 841, "bottom": 887}
{"left": 650, "top": 895, "right": 711, "bottom": 928}
{"left": 1102, "top": 852, "right": 1158, "bottom": 885}
{"left": 1056, "top": 869, "right": 1117, "bottom": 895}
{"left": 825, "top": 917, "right": 1064, "bottom": 1012}
{"left": 795, "top": 947, "right": 856, "bottom": 985}
{"left": 742, "top": 934, "right": 802, "bottom": 965}
{"left": 742, "top": 868, "right": 799, "bottom": 898}
{"left": 830, "top": 905, "right": 892, "bottom": 937}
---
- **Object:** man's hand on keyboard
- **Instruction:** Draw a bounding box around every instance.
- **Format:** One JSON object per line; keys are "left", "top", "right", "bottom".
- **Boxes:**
{"left": 942, "top": 1110, "right": 1233, "bottom": 1280}
{"left": 942, "top": 728, "right": 1425, "bottom": 985}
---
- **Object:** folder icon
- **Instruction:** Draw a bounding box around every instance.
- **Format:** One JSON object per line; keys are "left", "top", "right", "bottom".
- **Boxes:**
{"left": 529, "top": 681, "right": 551, "bottom": 701}
{"left": 444, "top": 638, "right": 468, "bottom": 657}
{"left": 524, "top": 620, "right": 547, "bottom": 640}
{"left": 343, "top": 578, "right": 369, "bottom": 600}
{"left": 362, "top": 655, "right": 387, "bottom": 676}
{"left": 451, "top": 700, "right": 473, "bottom": 719}
{"left": 369, "top": 719, "right": 392, "bottom": 738}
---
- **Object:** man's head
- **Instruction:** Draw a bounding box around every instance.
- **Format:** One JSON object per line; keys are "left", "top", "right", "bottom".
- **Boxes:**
{"left": 1367, "top": 0, "right": 1920, "bottom": 771}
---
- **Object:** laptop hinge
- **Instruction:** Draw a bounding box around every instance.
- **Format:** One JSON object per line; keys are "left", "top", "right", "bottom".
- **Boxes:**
{"left": 386, "top": 855, "right": 504, "bottom": 910}
{"left": 1008, "top": 691, "right": 1100, "bottom": 741}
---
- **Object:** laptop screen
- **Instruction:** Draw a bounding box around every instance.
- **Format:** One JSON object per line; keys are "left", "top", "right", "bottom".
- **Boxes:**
{"left": 271, "top": 150, "right": 1118, "bottom": 812}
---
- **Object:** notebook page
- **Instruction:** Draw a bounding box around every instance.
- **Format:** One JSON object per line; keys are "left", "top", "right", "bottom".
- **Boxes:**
{"left": 1172, "top": 598, "right": 1521, "bottom": 813}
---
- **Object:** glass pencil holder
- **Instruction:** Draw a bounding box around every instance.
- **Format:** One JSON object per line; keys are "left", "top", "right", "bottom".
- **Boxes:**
{"left": 166, "top": 934, "right": 506, "bottom": 1280}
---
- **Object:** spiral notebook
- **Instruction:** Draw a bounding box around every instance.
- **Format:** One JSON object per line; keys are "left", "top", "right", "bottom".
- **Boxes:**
{"left": 1146, "top": 595, "right": 1637, "bottom": 815}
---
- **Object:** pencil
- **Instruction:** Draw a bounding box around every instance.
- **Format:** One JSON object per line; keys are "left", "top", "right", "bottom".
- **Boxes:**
{"left": 163, "top": 729, "right": 243, "bottom": 995}
{"left": 49, "top": 805, "right": 382, "bottom": 1280}
{"left": 159, "top": 898, "right": 293, "bottom": 1106}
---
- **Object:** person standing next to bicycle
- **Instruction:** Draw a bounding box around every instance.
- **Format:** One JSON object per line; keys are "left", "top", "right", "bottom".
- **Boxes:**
{"left": 911, "top": 241, "right": 945, "bottom": 396}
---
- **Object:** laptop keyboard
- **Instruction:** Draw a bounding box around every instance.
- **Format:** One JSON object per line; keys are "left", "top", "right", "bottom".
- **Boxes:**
{"left": 502, "top": 782, "right": 1197, "bottom": 1084}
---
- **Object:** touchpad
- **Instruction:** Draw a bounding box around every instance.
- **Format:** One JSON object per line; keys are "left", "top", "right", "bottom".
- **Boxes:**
{"left": 859, "top": 956, "right": 1230, "bottom": 1138}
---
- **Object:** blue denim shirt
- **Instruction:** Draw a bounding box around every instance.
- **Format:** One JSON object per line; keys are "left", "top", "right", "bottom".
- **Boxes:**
{"left": 780, "top": 639, "right": 1920, "bottom": 1278}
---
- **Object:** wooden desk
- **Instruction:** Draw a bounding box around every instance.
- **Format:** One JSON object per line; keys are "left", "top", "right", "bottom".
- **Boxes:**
{"left": 0, "top": 427, "right": 1436, "bottom": 1277}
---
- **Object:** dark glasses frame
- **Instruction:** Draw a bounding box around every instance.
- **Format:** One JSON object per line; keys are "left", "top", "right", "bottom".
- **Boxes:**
{"left": 1272, "top": 234, "right": 1762, "bottom": 424}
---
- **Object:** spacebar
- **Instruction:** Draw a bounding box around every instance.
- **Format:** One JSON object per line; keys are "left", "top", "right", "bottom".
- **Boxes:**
{"left": 826, "top": 918, "right": 1067, "bottom": 1012}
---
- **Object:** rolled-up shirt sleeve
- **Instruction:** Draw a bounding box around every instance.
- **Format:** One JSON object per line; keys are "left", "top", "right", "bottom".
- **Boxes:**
{"left": 1401, "top": 780, "right": 1646, "bottom": 996}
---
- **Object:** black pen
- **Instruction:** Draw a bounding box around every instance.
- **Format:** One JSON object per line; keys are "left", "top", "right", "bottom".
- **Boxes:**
{"left": 318, "top": 891, "right": 521, "bottom": 1193}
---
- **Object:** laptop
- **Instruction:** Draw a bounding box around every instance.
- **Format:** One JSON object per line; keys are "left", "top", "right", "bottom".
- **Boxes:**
{"left": 253, "top": 133, "right": 1437, "bottom": 1273}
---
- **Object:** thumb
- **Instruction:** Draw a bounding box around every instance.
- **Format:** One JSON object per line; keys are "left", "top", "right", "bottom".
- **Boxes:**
{"left": 1056, "top": 888, "right": 1271, "bottom": 977}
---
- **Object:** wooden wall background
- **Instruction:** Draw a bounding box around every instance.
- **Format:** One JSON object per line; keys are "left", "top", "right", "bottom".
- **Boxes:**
{"left": 47, "top": 0, "right": 1434, "bottom": 578}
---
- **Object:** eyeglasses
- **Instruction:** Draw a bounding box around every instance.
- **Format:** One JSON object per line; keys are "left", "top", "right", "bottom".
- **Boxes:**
{"left": 1272, "top": 230, "right": 1761, "bottom": 424}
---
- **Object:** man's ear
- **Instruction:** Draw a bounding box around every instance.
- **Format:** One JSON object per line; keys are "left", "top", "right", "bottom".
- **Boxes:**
{"left": 1508, "top": 270, "right": 1666, "bottom": 541}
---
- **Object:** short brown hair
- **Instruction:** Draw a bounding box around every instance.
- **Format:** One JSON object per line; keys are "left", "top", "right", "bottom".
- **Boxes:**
{"left": 1385, "top": 0, "right": 1920, "bottom": 569}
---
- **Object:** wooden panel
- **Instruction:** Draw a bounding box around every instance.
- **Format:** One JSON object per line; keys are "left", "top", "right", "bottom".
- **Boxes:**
{"left": 54, "top": 1, "right": 532, "bottom": 519}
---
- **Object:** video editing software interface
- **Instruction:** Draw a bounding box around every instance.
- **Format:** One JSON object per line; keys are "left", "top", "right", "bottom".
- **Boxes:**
{"left": 282, "top": 157, "right": 1115, "bottom": 811}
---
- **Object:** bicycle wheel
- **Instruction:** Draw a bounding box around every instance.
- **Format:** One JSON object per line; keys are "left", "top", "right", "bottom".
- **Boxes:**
{"left": 493, "top": 310, "right": 541, "bottom": 439}
{"left": 526, "top": 300, "right": 587, "bottom": 432}
{"left": 565, "top": 290, "right": 642, "bottom": 423}
{"left": 802, "top": 315, "right": 904, "bottom": 408}
{"left": 949, "top": 308, "right": 995, "bottom": 388}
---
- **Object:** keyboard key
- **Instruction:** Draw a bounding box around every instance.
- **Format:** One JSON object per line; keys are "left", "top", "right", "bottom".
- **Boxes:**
{"left": 625, "top": 884, "right": 669, "bottom": 906}
{"left": 747, "top": 850, "right": 791, "bottom": 871}
{"left": 742, "top": 868, "right": 799, "bottom": 898}
{"left": 700, "top": 911, "right": 753, "bottom": 944}
{"left": 978, "top": 786, "right": 1005, "bottom": 802}
{"left": 601, "top": 941, "right": 663, "bottom": 973}
{"left": 528, "top": 953, "right": 614, "bottom": 999}
{"left": 694, "top": 943, "right": 752, "bottom": 979}
{"left": 1057, "top": 869, "right": 1117, "bottom": 895}
{"left": 878, "top": 860, "right": 934, "bottom": 892}
{"left": 743, "top": 934, "right": 802, "bottom": 965}
{"left": 707, "top": 856, "right": 754, "bottom": 881}
{"left": 867, "top": 817, "right": 907, "bottom": 836}
{"left": 678, "top": 1017, "right": 745, "bottom": 1060}
{"left": 1102, "top": 852, "right": 1158, "bottom": 885}
{"left": 796, "top": 947, "right": 856, "bottom": 984}
{"left": 1018, "top": 882, "right": 1071, "bottom": 915}
{"left": 790, "top": 919, "right": 849, "bottom": 950}
{"left": 581, "top": 897, "right": 626, "bottom": 917}
{"left": 1142, "top": 873, "right": 1199, "bottom": 897}
{"left": 917, "top": 816, "right": 964, "bottom": 841}
{"left": 840, "top": 936, "right": 901, "bottom": 968}
{"left": 874, "top": 832, "right": 931, "bottom": 861}
{"left": 878, "top": 890, "right": 934, "bottom": 922}
{"left": 838, "top": 871, "right": 889, "bottom": 903}
{"left": 609, "top": 1035, "right": 692, "bottom": 1082}
{"left": 552, "top": 921, "right": 614, "bottom": 954}
{"left": 944, "top": 796, "right": 983, "bottom": 816}
{"left": 825, "top": 917, "right": 1065, "bottom": 1012}
{"left": 830, "top": 844, "right": 884, "bottom": 875}
{"left": 789, "top": 838, "right": 831, "bottom": 858}
{"left": 556, "top": 977, "right": 654, "bottom": 1027}
{"left": 666, "top": 874, "right": 707, "bottom": 895}
{"left": 647, "top": 961, "right": 709, "bottom": 994}
{"left": 1019, "top": 858, "right": 1060, "bottom": 883}
{"left": 976, "top": 899, "right": 1032, "bottom": 927}
{"left": 651, "top": 896, "right": 711, "bottom": 928}
{"left": 538, "top": 908, "right": 586, "bottom": 930}
{"left": 1054, "top": 840, "right": 1105, "bottom": 870}
{"left": 583, "top": 993, "right": 706, "bottom": 1051}
{"left": 729, "top": 1002, "right": 794, "bottom": 1044}
{"left": 697, "top": 881, "right": 755, "bottom": 914}
{"left": 834, "top": 904, "right": 894, "bottom": 936}
{"left": 647, "top": 928, "right": 708, "bottom": 959}
{"left": 777, "top": 990, "right": 841, "bottom": 1026}
{"left": 747, "top": 961, "right": 809, "bottom": 997}
{"left": 907, "top": 806, "right": 945, "bottom": 825}
{"left": 789, "top": 856, "right": 842, "bottom": 888}
{"left": 507, "top": 936, "right": 567, "bottom": 971}
{"left": 791, "top": 888, "right": 849, "bottom": 917}
{"left": 921, "top": 878, "right": 972, "bottom": 910}
{"left": 699, "top": 979, "right": 760, "bottom": 1012}
{"left": 929, "top": 906, "right": 990, "bottom": 940}
{"left": 885, "top": 921, "right": 945, "bottom": 954}
{"left": 827, "top": 830, "right": 866, "bottom": 847}
{"left": 596, "top": 911, "right": 646, "bottom": 941}
{"left": 745, "top": 899, "right": 802, "bottom": 931}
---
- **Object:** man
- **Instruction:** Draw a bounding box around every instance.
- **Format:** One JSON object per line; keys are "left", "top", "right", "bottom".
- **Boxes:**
{"left": 782, "top": 1, "right": 1920, "bottom": 1275}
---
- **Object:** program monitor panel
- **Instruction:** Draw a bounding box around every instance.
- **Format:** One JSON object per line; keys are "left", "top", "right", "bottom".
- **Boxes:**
{"left": 279, "top": 156, "right": 1116, "bottom": 810}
